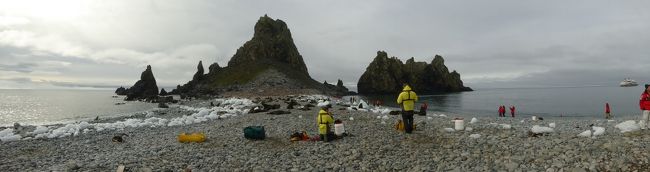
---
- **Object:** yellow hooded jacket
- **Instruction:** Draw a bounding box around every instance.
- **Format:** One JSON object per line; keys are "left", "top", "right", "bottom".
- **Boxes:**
{"left": 317, "top": 109, "right": 334, "bottom": 135}
{"left": 397, "top": 85, "right": 418, "bottom": 111}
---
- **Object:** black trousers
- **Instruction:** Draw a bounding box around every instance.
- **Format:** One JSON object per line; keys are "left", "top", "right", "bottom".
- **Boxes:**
{"left": 402, "top": 110, "right": 414, "bottom": 133}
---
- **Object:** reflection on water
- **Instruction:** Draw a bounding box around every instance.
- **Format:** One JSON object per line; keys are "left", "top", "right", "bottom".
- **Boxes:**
{"left": 359, "top": 86, "right": 644, "bottom": 118}
{"left": 0, "top": 89, "right": 156, "bottom": 127}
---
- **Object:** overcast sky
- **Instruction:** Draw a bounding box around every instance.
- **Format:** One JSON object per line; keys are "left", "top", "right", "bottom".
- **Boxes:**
{"left": 1, "top": 0, "right": 649, "bottom": 90}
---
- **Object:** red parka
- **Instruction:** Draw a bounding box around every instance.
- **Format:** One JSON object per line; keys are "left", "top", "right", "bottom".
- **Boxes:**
{"left": 641, "top": 92, "right": 650, "bottom": 110}
{"left": 605, "top": 103, "right": 610, "bottom": 113}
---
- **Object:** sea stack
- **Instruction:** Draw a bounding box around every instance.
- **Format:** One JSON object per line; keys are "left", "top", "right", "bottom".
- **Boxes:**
{"left": 171, "top": 15, "right": 348, "bottom": 96}
{"left": 357, "top": 51, "right": 472, "bottom": 95}
{"left": 118, "top": 65, "right": 159, "bottom": 101}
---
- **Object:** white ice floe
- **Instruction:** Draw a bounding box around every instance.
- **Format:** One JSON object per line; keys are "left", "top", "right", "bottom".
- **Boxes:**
{"left": 531, "top": 125, "right": 554, "bottom": 134}
{"left": 444, "top": 128, "right": 455, "bottom": 132}
{"left": 439, "top": 114, "right": 447, "bottom": 117}
{"left": 470, "top": 118, "right": 478, "bottom": 124}
{"left": 499, "top": 124, "right": 512, "bottom": 129}
{"left": 577, "top": 126, "right": 606, "bottom": 138}
{"left": 30, "top": 125, "right": 49, "bottom": 135}
{"left": 22, "top": 97, "right": 256, "bottom": 141}
{"left": 317, "top": 101, "right": 331, "bottom": 108}
{"left": 615, "top": 120, "right": 641, "bottom": 133}
{"left": 577, "top": 130, "right": 592, "bottom": 137}
{"left": 592, "top": 126, "right": 605, "bottom": 137}
{"left": 469, "top": 134, "right": 481, "bottom": 139}
{"left": 549, "top": 123, "right": 556, "bottom": 128}
{"left": 0, "top": 128, "right": 22, "bottom": 142}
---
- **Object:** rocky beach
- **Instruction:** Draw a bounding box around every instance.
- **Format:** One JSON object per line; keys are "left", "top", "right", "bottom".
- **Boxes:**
{"left": 2, "top": 95, "right": 650, "bottom": 171}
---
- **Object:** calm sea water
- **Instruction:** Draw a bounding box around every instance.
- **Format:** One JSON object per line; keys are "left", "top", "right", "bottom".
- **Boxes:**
{"left": 1, "top": 86, "right": 645, "bottom": 127}
{"left": 365, "top": 86, "right": 646, "bottom": 118}
{"left": 0, "top": 89, "right": 156, "bottom": 127}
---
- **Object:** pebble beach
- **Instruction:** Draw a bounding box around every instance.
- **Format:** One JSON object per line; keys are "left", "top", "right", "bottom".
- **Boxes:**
{"left": 2, "top": 95, "right": 650, "bottom": 171}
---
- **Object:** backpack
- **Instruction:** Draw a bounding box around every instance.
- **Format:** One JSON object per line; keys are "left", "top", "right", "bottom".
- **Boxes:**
{"left": 244, "top": 126, "right": 266, "bottom": 140}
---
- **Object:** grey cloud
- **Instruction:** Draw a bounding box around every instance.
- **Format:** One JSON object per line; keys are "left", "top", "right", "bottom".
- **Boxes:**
{"left": 0, "top": 63, "right": 36, "bottom": 73}
{"left": 1, "top": 0, "right": 650, "bottom": 90}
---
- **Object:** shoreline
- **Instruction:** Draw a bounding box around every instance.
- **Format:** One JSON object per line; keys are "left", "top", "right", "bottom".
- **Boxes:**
{"left": 2, "top": 95, "right": 650, "bottom": 171}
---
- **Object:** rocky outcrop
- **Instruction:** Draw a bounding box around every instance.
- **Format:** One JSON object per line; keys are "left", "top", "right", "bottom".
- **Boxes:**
{"left": 193, "top": 61, "right": 204, "bottom": 81}
{"left": 171, "top": 15, "right": 347, "bottom": 97}
{"left": 357, "top": 51, "right": 472, "bottom": 95}
{"left": 227, "top": 15, "right": 309, "bottom": 74}
{"left": 160, "top": 88, "right": 168, "bottom": 96}
{"left": 120, "top": 65, "right": 159, "bottom": 101}
{"left": 115, "top": 87, "right": 127, "bottom": 95}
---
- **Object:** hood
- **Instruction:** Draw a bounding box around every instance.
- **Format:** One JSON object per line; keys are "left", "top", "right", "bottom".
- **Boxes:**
{"left": 402, "top": 85, "right": 412, "bottom": 91}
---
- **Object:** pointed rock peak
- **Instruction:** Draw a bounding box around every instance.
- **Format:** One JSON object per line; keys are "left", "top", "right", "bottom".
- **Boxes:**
{"left": 146, "top": 65, "right": 151, "bottom": 70}
{"left": 254, "top": 15, "right": 289, "bottom": 39}
{"left": 337, "top": 79, "right": 344, "bottom": 88}
{"left": 193, "top": 61, "right": 205, "bottom": 81}
{"left": 432, "top": 55, "right": 445, "bottom": 65}
{"left": 376, "top": 51, "right": 388, "bottom": 58}
{"left": 208, "top": 62, "right": 221, "bottom": 73}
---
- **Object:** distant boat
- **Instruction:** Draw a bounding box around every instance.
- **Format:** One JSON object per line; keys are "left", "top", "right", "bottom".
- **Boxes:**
{"left": 620, "top": 78, "right": 639, "bottom": 87}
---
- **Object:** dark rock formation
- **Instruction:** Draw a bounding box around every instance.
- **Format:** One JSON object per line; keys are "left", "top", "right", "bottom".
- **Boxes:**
{"left": 160, "top": 88, "right": 168, "bottom": 96}
{"left": 115, "top": 87, "right": 127, "bottom": 95}
{"left": 121, "top": 65, "right": 159, "bottom": 101}
{"left": 171, "top": 15, "right": 347, "bottom": 97}
{"left": 357, "top": 51, "right": 472, "bottom": 95}
{"left": 193, "top": 61, "right": 204, "bottom": 81}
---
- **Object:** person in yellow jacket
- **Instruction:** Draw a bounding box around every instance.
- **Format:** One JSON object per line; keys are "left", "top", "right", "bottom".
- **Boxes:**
{"left": 397, "top": 84, "right": 418, "bottom": 133}
{"left": 317, "top": 102, "right": 335, "bottom": 141}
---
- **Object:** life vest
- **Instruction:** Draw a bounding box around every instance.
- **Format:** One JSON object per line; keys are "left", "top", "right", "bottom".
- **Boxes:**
{"left": 318, "top": 110, "right": 333, "bottom": 135}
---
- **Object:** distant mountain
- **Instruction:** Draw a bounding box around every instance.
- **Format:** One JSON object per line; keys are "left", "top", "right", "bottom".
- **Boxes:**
{"left": 171, "top": 15, "right": 348, "bottom": 97}
{"left": 357, "top": 51, "right": 472, "bottom": 95}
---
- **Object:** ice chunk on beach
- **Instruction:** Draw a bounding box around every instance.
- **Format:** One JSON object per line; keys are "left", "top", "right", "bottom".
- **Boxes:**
{"left": 465, "top": 127, "right": 473, "bottom": 131}
{"left": 615, "top": 120, "right": 641, "bottom": 133}
{"left": 349, "top": 117, "right": 354, "bottom": 121}
{"left": 577, "top": 130, "right": 592, "bottom": 137}
{"left": 427, "top": 117, "right": 433, "bottom": 120}
{"left": 30, "top": 125, "right": 49, "bottom": 135}
{"left": 499, "top": 124, "right": 512, "bottom": 129}
{"left": 549, "top": 123, "right": 556, "bottom": 128}
{"left": 439, "top": 114, "right": 447, "bottom": 117}
{"left": 531, "top": 125, "right": 554, "bottom": 134}
{"left": 592, "top": 126, "right": 605, "bottom": 137}
{"left": 0, "top": 128, "right": 22, "bottom": 142}
{"left": 470, "top": 118, "right": 478, "bottom": 124}
{"left": 381, "top": 115, "right": 389, "bottom": 120}
{"left": 376, "top": 116, "right": 381, "bottom": 119}
{"left": 381, "top": 108, "right": 392, "bottom": 114}
{"left": 317, "top": 101, "right": 331, "bottom": 108}
{"left": 444, "top": 128, "right": 455, "bottom": 132}
{"left": 469, "top": 134, "right": 481, "bottom": 139}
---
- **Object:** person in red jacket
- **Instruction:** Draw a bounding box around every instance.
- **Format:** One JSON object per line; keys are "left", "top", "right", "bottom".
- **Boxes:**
{"left": 640, "top": 84, "right": 650, "bottom": 129}
{"left": 605, "top": 102, "right": 611, "bottom": 119}
{"left": 509, "top": 106, "right": 516, "bottom": 118}
{"left": 498, "top": 105, "right": 505, "bottom": 117}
